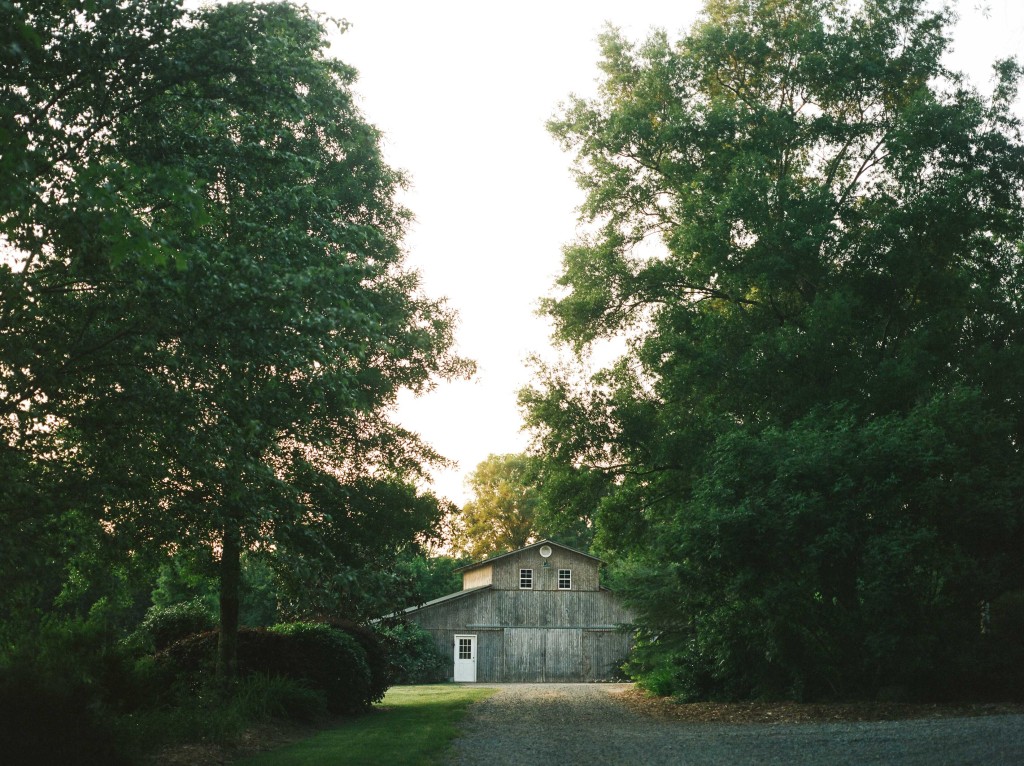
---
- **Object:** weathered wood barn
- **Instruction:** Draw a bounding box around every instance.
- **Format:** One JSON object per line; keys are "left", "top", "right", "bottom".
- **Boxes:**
{"left": 402, "top": 540, "right": 634, "bottom": 682}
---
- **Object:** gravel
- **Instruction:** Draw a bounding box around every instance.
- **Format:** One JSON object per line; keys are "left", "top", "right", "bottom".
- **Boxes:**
{"left": 446, "top": 684, "right": 1024, "bottom": 766}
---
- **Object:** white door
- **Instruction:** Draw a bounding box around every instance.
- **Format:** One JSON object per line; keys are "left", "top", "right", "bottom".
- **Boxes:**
{"left": 453, "top": 634, "right": 477, "bottom": 682}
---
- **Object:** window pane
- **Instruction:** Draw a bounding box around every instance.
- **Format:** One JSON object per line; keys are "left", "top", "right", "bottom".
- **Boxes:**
{"left": 520, "top": 569, "right": 533, "bottom": 589}
{"left": 558, "top": 569, "right": 571, "bottom": 589}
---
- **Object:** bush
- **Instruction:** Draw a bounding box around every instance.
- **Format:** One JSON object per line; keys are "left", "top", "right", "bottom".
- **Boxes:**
{"left": 136, "top": 598, "right": 215, "bottom": 652}
{"left": 329, "top": 619, "right": 391, "bottom": 703}
{"left": 157, "top": 623, "right": 374, "bottom": 714}
{"left": 376, "top": 621, "right": 448, "bottom": 684}
{"left": 228, "top": 674, "right": 329, "bottom": 723}
{"left": 0, "top": 665, "right": 132, "bottom": 766}
{"left": 112, "top": 673, "right": 328, "bottom": 760}
{"left": 268, "top": 622, "right": 372, "bottom": 713}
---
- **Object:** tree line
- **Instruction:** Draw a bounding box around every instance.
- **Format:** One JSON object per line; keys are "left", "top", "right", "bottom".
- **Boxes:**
{"left": 521, "top": 0, "right": 1024, "bottom": 701}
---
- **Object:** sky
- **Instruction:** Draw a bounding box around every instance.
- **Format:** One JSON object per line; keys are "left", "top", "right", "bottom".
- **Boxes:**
{"left": 302, "top": 0, "right": 1024, "bottom": 506}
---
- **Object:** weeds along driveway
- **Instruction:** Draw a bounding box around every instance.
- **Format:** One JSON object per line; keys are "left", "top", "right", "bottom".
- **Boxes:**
{"left": 446, "top": 683, "right": 1024, "bottom": 766}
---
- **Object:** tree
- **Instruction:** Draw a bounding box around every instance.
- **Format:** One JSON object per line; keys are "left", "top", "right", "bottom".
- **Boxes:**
{"left": 452, "top": 453, "right": 594, "bottom": 558}
{"left": 2, "top": 1, "right": 470, "bottom": 678}
{"left": 1, "top": 0, "right": 187, "bottom": 648}
{"left": 113, "top": 1, "right": 470, "bottom": 676}
{"left": 453, "top": 455, "right": 541, "bottom": 559}
{"left": 524, "top": 0, "right": 1024, "bottom": 700}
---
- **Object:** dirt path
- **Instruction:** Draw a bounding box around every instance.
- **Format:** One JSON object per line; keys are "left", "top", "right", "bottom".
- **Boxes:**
{"left": 446, "top": 684, "right": 1024, "bottom": 766}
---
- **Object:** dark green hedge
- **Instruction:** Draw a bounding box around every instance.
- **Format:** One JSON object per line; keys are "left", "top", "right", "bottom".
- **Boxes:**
{"left": 375, "top": 621, "right": 448, "bottom": 684}
{"left": 0, "top": 666, "right": 132, "bottom": 766}
{"left": 157, "top": 622, "right": 374, "bottom": 713}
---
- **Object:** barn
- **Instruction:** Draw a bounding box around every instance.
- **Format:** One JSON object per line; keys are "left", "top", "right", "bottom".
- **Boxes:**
{"left": 401, "top": 540, "right": 635, "bottom": 682}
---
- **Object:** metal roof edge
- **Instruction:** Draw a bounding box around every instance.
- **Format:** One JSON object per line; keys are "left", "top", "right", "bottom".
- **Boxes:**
{"left": 454, "top": 539, "right": 604, "bottom": 573}
{"left": 381, "top": 584, "right": 492, "bottom": 619}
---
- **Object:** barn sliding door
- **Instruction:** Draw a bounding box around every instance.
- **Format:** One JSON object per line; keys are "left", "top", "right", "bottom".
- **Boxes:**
{"left": 504, "top": 628, "right": 545, "bottom": 681}
{"left": 544, "top": 629, "right": 583, "bottom": 681}
{"left": 503, "top": 628, "right": 584, "bottom": 681}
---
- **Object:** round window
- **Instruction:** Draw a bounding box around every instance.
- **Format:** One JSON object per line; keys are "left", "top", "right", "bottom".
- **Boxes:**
{"left": 539, "top": 545, "right": 552, "bottom": 558}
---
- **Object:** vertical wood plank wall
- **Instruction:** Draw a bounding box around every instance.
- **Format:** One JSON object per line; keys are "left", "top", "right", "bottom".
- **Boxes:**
{"left": 408, "top": 588, "right": 634, "bottom": 682}
{"left": 461, "top": 565, "right": 493, "bottom": 590}
{"left": 489, "top": 548, "right": 600, "bottom": 591}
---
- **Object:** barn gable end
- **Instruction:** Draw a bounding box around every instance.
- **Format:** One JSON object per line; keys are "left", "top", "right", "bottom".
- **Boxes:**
{"left": 402, "top": 540, "right": 634, "bottom": 682}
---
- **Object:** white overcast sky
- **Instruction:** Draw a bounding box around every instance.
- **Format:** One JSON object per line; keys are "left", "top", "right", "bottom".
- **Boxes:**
{"left": 302, "top": 0, "right": 1024, "bottom": 505}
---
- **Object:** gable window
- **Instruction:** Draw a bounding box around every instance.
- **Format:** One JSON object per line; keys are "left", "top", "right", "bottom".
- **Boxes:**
{"left": 520, "top": 569, "right": 533, "bottom": 589}
{"left": 558, "top": 569, "right": 572, "bottom": 590}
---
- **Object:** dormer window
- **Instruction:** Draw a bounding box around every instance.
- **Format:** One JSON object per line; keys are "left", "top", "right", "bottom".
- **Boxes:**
{"left": 520, "top": 569, "right": 533, "bottom": 589}
{"left": 558, "top": 569, "right": 572, "bottom": 589}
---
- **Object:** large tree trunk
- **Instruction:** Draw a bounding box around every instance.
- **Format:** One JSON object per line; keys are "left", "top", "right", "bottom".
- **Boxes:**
{"left": 217, "top": 522, "right": 241, "bottom": 681}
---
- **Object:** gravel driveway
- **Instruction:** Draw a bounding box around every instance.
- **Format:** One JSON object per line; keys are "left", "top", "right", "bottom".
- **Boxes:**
{"left": 446, "top": 684, "right": 1024, "bottom": 766}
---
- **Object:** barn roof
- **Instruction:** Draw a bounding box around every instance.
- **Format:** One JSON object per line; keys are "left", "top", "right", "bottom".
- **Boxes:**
{"left": 397, "top": 584, "right": 492, "bottom": 615}
{"left": 455, "top": 539, "right": 603, "bottom": 574}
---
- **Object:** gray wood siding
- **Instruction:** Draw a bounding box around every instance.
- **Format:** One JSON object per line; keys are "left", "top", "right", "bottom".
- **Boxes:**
{"left": 491, "top": 548, "right": 600, "bottom": 591}
{"left": 544, "top": 628, "right": 583, "bottom": 681}
{"left": 583, "top": 629, "right": 631, "bottom": 681}
{"left": 407, "top": 587, "right": 634, "bottom": 682}
{"left": 504, "top": 628, "right": 545, "bottom": 681}
{"left": 462, "top": 564, "right": 492, "bottom": 590}
{"left": 407, "top": 589, "right": 633, "bottom": 631}
{"left": 423, "top": 626, "right": 630, "bottom": 682}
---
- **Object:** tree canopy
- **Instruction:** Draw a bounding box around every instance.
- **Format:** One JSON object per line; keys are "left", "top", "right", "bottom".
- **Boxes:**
{"left": 1, "top": 0, "right": 469, "bottom": 675}
{"left": 453, "top": 454, "right": 542, "bottom": 558}
{"left": 523, "top": 0, "right": 1024, "bottom": 700}
{"left": 452, "top": 453, "right": 598, "bottom": 559}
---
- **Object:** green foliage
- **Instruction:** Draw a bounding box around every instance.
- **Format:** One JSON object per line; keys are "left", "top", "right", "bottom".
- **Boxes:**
{"left": 376, "top": 622, "right": 448, "bottom": 685}
{"left": 1, "top": 0, "right": 469, "bottom": 678}
{"left": 157, "top": 623, "right": 375, "bottom": 714}
{"left": 392, "top": 552, "right": 465, "bottom": 608}
{"left": 453, "top": 454, "right": 541, "bottom": 558}
{"left": 137, "top": 598, "right": 215, "bottom": 652}
{"left": 0, "top": 665, "right": 132, "bottom": 766}
{"left": 113, "top": 674, "right": 328, "bottom": 760}
{"left": 150, "top": 553, "right": 219, "bottom": 613}
{"left": 226, "top": 674, "right": 329, "bottom": 724}
{"left": 527, "top": 0, "right": 1024, "bottom": 701}
{"left": 5, "top": 607, "right": 156, "bottom": 713}
{"left": 329, "top": 620, "right": 391, "bottom": 703}
{"left": 454, "top": 453, "right": 594, "bottom": 558}
{"left": 266, "top": 623, "right": 373, "bottom": 713}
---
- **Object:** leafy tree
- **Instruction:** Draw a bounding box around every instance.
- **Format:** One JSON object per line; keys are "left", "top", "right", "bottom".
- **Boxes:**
{"left": 109, "top": 1, "right": 468, "bottom": 676}
{"left": 2, "top": 1, "right": 470, "bottom": 679}
{"left": 453, "top": 454, "right": 542, "bottom": 558}
{"left": 1, "top": 0, "right": 190, "bottom": 650}
{"left": 525, "top": 0, "right": 1024, "bottom": 700}
{"left": 453, "top": 453, "right": 597, "bottom": 559}
{"left": 389, "top": 550, "right": 464, "bottom": 606}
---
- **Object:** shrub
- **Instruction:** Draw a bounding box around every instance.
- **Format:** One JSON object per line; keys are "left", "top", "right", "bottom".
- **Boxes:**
{"left": 157, "top": 623, "right": 373, "bottom": 714}
{"left": 329, "top": 619, "right": 391, "bottom": 703}
{"left": 136, "top": 598, "right": 215, "bottom": 652}
{"left": 229, "top": 674, "right": 329, "bottom": 723}
{"left": 268, "top": 622, "right": 373, "bottom": 713}
{"left": 8, "top": 612, "right": 154, "bottom": 713}
{"left": 375, "top": 621, "right": 448, "bottom": 684}
{"left": 0, "top": 665, "right": 132, "bottom": 766}
{"left": 112, "top": 673, "right": 328, "bottom": 759}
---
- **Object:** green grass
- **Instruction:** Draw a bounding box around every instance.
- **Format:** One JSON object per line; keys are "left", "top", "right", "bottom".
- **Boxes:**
{"left": 236, "top": 684, "right": 497, "bottom": 766}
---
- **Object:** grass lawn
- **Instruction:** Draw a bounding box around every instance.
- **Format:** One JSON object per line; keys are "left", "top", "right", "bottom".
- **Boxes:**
{"left": 236, "top": 684, "right": 498, "bottom": 766}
